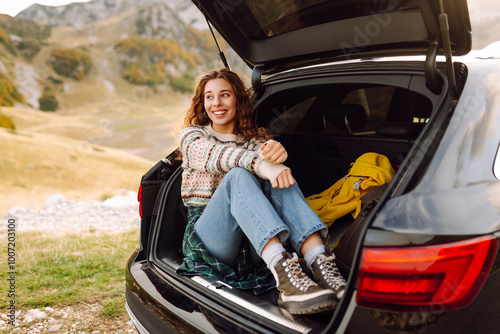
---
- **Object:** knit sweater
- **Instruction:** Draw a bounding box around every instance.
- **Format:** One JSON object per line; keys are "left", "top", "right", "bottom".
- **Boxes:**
{"left": 179, "top": 125, "right": 289, "bottom": 207}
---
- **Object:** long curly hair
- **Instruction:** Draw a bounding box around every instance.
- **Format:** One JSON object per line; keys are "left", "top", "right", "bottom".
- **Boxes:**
{"left": 183, "top": 68, "right": 270, "bottom": 141}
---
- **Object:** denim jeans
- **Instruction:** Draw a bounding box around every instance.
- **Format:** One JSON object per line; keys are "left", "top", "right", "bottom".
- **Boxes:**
{"left": 194, "top": 167, "right": 327, "bottom": 266}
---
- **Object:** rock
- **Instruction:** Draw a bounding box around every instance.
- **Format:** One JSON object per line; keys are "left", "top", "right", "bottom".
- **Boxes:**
{"left": 48, "top": 323, "right": 63, "bottom": 332}
{"left": 45, "top": 194, "right": 67, "bottom": 209}
{"left": 24, "top": 309, "right": 47, "bottom": 323}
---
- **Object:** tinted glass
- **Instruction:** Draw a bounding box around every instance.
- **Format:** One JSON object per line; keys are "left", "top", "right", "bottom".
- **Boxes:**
{"left": 216, "top": 0, "right": 419, "bottom": 39}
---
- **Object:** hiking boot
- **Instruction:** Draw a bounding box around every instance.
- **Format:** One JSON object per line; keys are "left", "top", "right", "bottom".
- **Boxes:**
{"left": 311, "top": 248, "right": 347, "bottom": 299}
{"left": 271, "top": 251, "right": 337, "bottom": 315}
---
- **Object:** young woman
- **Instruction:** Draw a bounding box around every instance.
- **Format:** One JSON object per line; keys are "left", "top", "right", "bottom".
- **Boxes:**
{"left": 176, "top": 68, "right": 346, "bottom": 315}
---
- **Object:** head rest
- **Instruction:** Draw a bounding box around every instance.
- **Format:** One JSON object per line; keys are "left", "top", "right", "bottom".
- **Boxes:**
{"left": 324, "top": 104, "right": 366, "bottom": 133}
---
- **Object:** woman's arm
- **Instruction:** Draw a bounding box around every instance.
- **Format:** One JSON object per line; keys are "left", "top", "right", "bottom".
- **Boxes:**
{"left": 179, "top": 126, "right": 258, "bottom": 174}
{"left": 180, "top": 126, "right": 290, "bottom": 185}
{"left": 259, "top": 140, "right": 288, "bottom": 164}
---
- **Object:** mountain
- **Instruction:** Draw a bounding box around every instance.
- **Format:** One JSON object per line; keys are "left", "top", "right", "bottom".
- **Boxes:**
{"left": 0, "top": 1, "right": 249, "bottom": 162}
{"left": 17, "top": 0, "right": 206, "bottom": 30}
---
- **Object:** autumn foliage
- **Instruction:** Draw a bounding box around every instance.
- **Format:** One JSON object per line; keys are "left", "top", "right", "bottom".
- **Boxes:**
{"left": 0, "top": 71, "right": 25, "bottom": 107}
{"left": 0, "top": 114, "right": 15, "bottom": 130}
{"left": 0, "top": 14, "right": 51, "bottom": 59}
{"left": 50, "top": 48, "right": 92, "bottom": 80}
{"left": 115, "top": 36, "right": 200, "bottom": 89}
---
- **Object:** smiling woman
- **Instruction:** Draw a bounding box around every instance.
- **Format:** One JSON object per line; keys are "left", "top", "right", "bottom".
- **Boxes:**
{"left": 203, "top": 78, "right": 237, "bottom": 134}
{"left": 175, "top": 68, "right": 347, "bottom": 315}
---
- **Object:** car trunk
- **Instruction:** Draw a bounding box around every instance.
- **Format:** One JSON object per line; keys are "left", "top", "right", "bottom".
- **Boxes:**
{"left": 142, "top": 60, "right": 468, "bottom": 332}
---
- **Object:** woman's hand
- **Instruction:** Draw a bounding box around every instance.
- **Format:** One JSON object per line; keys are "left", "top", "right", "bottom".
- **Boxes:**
{"left": 260, "top": 140, "right": 287, "bottom": 164}
{"left": 272, "top": 169, "right": 296, "bottom": 188}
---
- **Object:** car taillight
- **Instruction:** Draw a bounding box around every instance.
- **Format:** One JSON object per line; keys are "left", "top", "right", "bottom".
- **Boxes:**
{"left": 357, "top": 235, "right": 497, "bottom": 312}
{"left": 138, "top": 185, "right": 143, "bottom": 218}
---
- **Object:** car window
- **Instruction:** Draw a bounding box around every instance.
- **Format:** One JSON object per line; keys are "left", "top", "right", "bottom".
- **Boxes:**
{"left": 266, "top": 96, "right": 317, "bottom": 135}
{"left": 216, "top": 0, "right": 419, "bottom": 39}
{"left": 341, "top": 86, "right": 432, "bottom": 133}
{"left": 263, "top": 85, "right": 432, "bottom": 136}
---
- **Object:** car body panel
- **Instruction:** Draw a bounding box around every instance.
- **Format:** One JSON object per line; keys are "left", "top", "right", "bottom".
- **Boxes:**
{"left": 372, "top": 59, "right": 500, "bottom": 235}
{"left": 342, "top": 230, "right": 500, "bottom": 334}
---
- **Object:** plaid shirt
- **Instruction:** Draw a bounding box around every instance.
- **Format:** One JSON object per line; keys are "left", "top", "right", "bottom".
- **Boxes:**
{"left": 176, "top": 206, "right": 276, "bottom": 295}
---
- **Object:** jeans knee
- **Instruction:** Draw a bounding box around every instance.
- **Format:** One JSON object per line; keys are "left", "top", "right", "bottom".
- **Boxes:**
{"left": 226, "top": 167, "right": 255, "bottom": 182}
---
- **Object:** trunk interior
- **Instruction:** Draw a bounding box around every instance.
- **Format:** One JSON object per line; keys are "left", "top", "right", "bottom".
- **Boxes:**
{"left": 149, "top": 63, "right": 467, "bottom": 332}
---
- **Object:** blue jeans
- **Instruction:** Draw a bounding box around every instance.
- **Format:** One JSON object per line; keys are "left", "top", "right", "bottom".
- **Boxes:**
{"left": 194, "top": 168, "right": 327, "bottom": 266}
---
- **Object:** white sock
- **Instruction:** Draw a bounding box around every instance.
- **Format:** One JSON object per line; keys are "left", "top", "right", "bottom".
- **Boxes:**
{"left": 304, "top": 244, "right": 326, "bottom": 269}
{"left": 261, "top": 243, "right": 286, "bottom": 270}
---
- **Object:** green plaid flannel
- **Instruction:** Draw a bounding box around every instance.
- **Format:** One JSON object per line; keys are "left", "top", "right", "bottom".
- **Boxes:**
{"left": 176, "top": 206, "right": 276, "bottom": 295}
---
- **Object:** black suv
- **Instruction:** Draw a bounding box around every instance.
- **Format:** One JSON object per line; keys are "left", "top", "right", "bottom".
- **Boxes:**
{"left": 126, "top": 0, "right": 500, "bottom": 333}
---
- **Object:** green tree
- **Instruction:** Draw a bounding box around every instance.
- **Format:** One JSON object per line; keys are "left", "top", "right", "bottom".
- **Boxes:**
{"left": 38, "top": 88, "right": 59, "bottom": 111}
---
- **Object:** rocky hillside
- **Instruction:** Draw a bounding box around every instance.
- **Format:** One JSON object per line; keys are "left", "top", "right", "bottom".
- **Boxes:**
{"left": 5, "top": 0, "right": 245, "bottom": 107}
{"left": 0, "top": 1, "right": 250, "bottom": 161}
{"left": 17, "top": 0, "right": 205, "bottom": 30}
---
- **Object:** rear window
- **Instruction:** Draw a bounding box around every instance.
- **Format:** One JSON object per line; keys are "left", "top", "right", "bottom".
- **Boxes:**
{"left": 263, "top": 85, "right": 432, "bottom": 136}
{"left": 341, "top": 86, "right": 431, "bottom": 132}
{"left": 215, "top": 0, "right": 419, "bottom": 39}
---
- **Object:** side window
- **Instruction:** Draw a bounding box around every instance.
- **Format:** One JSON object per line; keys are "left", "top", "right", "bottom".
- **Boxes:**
{"left": 340, "top": 86, "right": 432, "bottom": 133}
{"left": 341, "top": 86, "right": 395, "bottom": 132}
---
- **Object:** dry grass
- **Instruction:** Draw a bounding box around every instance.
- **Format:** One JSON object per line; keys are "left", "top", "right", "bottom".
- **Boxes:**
{"left": 0, "top": 95, "right": 187, "bottom": 213}
{"left": 0, "top": 126, "right": 153, "bottom": 213}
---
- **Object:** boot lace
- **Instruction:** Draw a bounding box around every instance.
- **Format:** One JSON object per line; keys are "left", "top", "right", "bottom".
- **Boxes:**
{"left": 317, "top": 253, "right": 346, "bottom": 289}
{"left": 283, "top": 253, "right": 316, "bottom": 292}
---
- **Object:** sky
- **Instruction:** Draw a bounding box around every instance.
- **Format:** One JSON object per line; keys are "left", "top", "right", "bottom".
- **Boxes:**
{"left": 0, "top": 0, "right": 90, "bottom": 17}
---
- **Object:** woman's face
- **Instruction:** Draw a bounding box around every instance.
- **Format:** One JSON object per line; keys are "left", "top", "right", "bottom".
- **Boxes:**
{"left": 204, "top": 78, "right": 237, "bottom": 134}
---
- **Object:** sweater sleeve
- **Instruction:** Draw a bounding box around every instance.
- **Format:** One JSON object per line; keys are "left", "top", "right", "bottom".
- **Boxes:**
{"left": 179, "top": 126, "right": 259, "bottom": 174}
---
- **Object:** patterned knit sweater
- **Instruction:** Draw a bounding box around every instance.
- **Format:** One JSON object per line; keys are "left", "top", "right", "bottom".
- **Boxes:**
{"left": 179, "top": 125, "right": 289, "bottom": 207}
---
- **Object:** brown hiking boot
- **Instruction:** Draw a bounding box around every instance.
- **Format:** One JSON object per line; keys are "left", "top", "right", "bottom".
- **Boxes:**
{"left": 271, "top": 251, "right": 337, "bottom": 314}
{"left": 311, "top": 248, "right": 346, "bottom": 300}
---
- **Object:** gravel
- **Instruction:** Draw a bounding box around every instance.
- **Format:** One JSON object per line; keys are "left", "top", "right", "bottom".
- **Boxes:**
{"left": 2, "top": 190, "right": 141, "bottom": 236}
{"left": 0, "top": 305, "right": 137, "bottom": 333}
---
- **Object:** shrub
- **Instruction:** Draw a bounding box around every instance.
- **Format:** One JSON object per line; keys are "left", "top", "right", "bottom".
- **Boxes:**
{"left": 50, "top": 48, "right": 92, "bottom": 80}
{"left": 38, "top": 92, "right": 59, "bottom": 112}
{"left": 0, "top": 114, "right": 15, "bottom": 129}
{"left": 0, "top": 71, "right": 25, "bottom": 106}
{"left": 170, "top": 72, "right": 195, "bottom": 94}
{"left": 16, "top": 40, "right": 41, "bottom": 60}
{"left": 39, "top": 87, "right": 58, "bottom": 111}
{"left": 122, "top": 62, "right": 166, "bottom": 89}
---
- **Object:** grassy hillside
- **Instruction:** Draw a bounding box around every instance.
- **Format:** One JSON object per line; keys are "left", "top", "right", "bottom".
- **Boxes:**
{"left": 0, "top": 106, "right": 157, "bottom": 214}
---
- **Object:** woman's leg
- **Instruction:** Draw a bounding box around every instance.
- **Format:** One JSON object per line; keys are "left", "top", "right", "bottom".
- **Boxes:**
{"left": 262, "top": 181, "right": 328, "bottom": 257}
{"left": 194, "top": 168, "right": 341, "bottom": 314}
{"left": 194, "top": 168, "right": 290, "bottom": 266}
{"left": 262, "top": 181, "right": 347, "bottom": 298}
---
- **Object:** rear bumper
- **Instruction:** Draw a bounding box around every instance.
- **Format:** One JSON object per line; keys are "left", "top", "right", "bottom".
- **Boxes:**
{"left": 125, "top": 246, "right": 207, "bottom": 333}
{"left": 125, "top": 286, "right": 176, "bottom": 334}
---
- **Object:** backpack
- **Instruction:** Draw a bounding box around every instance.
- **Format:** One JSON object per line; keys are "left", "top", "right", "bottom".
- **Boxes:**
{"left": 306, "top": 152, "right": 395, "bottom": 227}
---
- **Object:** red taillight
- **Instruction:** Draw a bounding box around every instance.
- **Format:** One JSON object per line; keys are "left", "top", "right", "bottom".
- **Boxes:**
{"left": 357, "top": 235, "right": 497, "bottom": 311}
{"left": 138, "top": 185, "right": 143, "bottom": 218}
